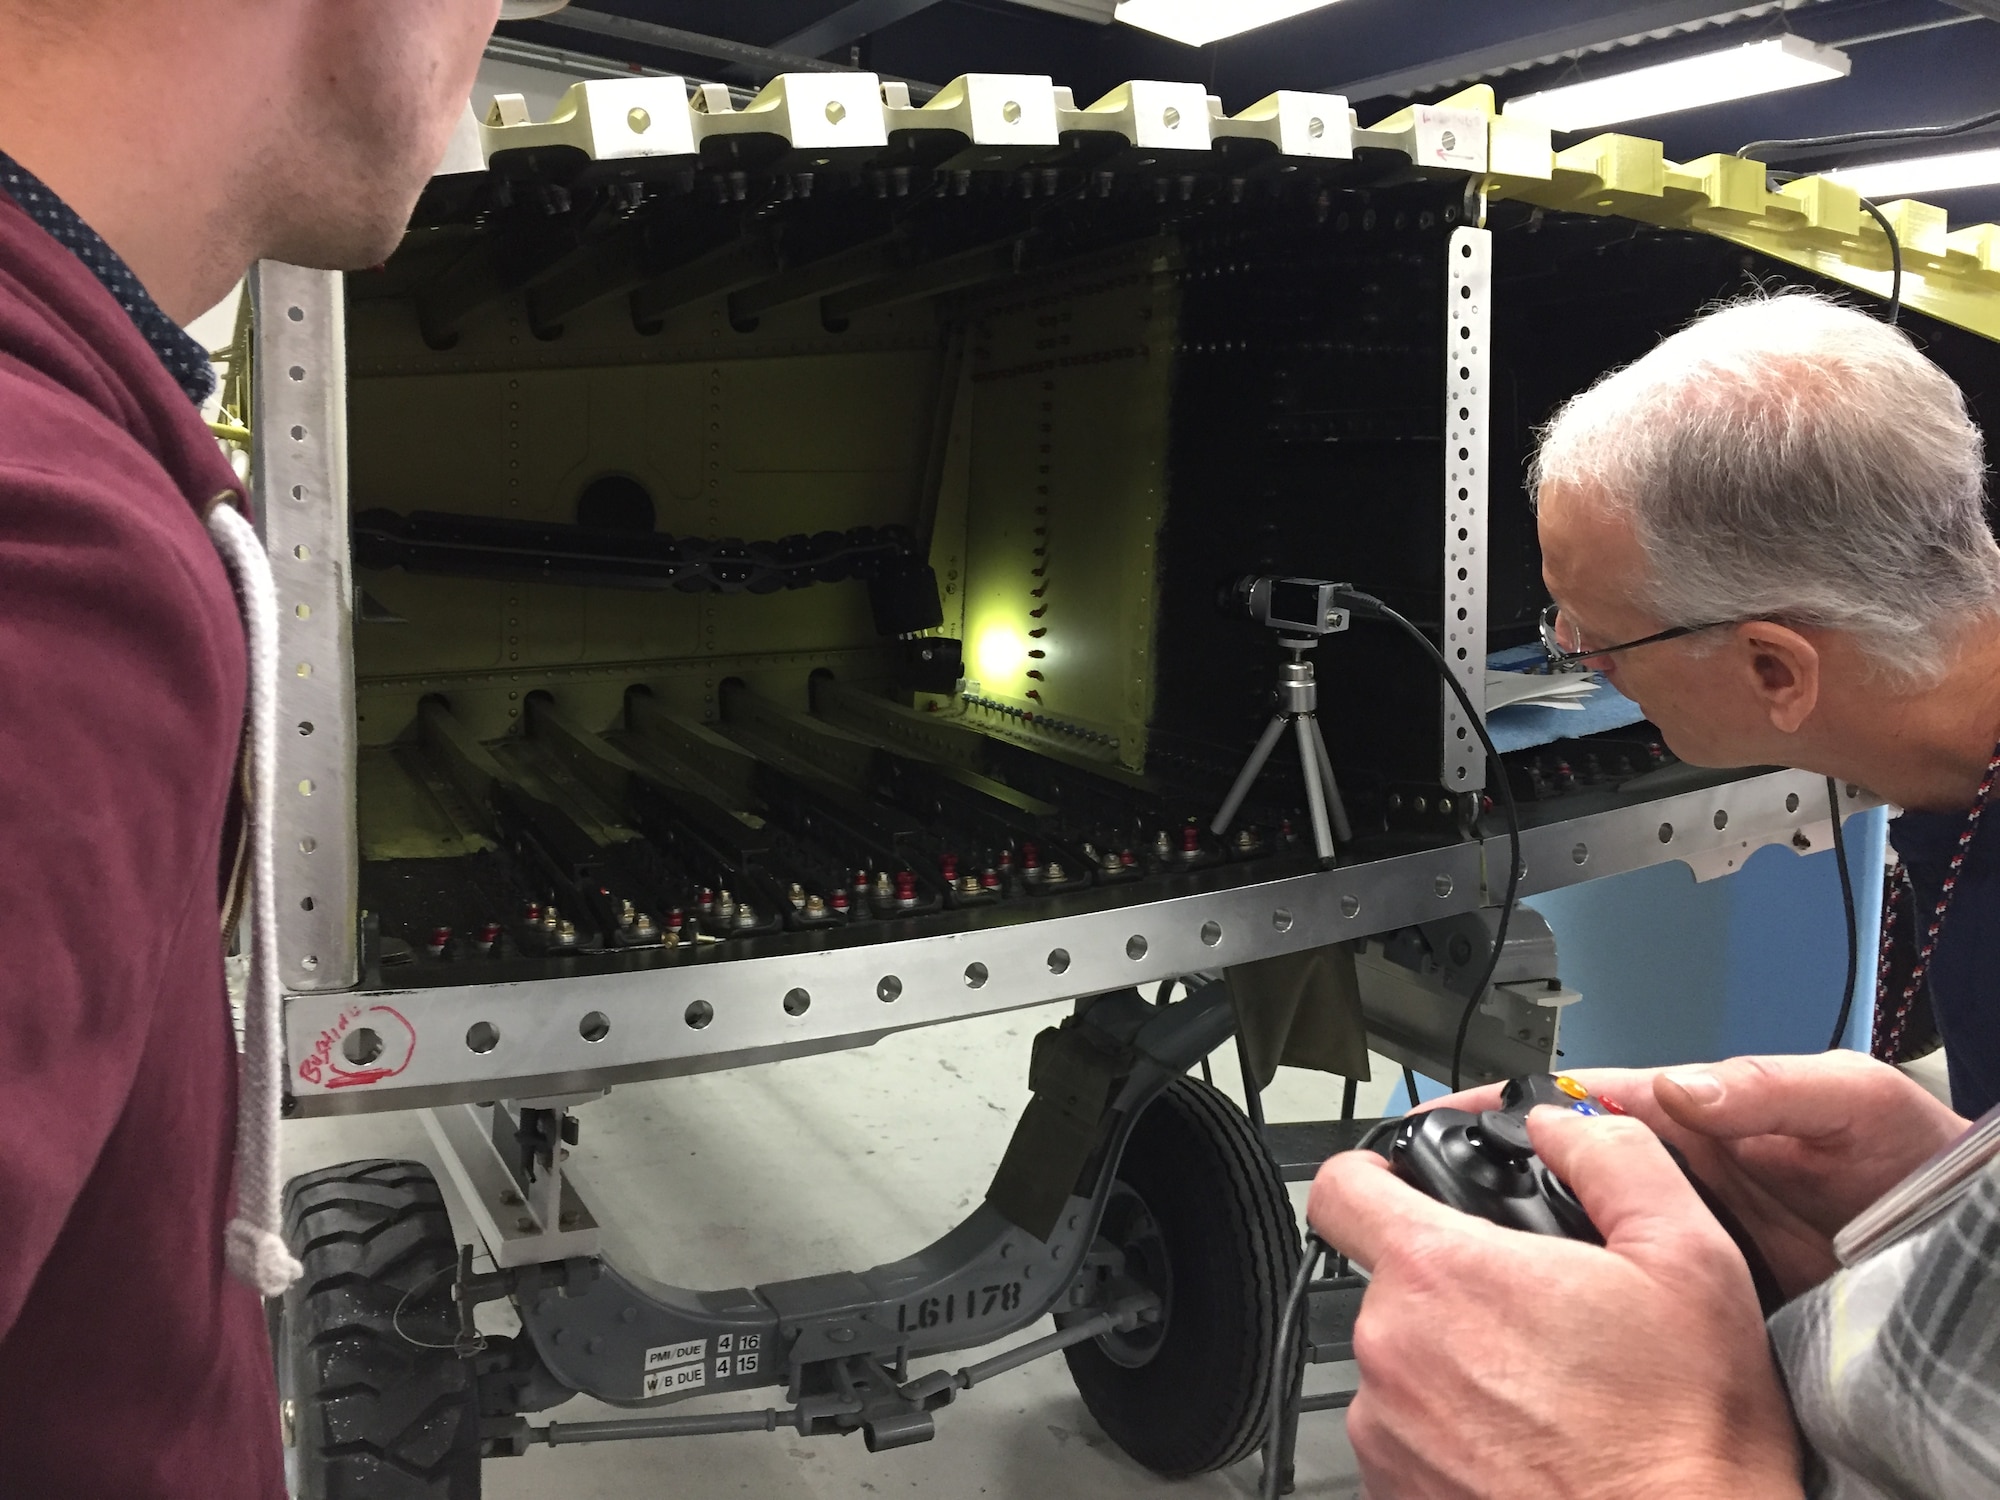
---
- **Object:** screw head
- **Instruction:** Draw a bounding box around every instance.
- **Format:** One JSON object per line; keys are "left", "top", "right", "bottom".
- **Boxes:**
{"left": 627, "top": 106, "right": 651, "bottom": 133}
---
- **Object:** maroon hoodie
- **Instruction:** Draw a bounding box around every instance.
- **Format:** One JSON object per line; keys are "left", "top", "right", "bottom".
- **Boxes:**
{"left": 0, "top": 192, "right": 283, "bottom": 1490}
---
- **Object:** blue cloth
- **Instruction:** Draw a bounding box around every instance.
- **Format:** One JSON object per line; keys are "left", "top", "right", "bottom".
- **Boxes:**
{"left": 0, "top": 149, "right": 214, "bottom": 404}
{"left": 1484, "top": 643, "right": 1649, "bottom": 753}
{"left": 1889, "top": 808, "right": 2000, "bottom": 1118}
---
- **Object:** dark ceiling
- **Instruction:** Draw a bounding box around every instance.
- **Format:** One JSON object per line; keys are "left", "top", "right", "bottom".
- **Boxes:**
{"left": 501, "top": 0, "right": 2000, "bottom": 225}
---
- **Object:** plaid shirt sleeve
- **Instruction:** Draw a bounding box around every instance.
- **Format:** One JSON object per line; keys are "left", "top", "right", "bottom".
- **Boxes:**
{"left": 1768, "top": 1159, "right": 2000, "bottom": 1499}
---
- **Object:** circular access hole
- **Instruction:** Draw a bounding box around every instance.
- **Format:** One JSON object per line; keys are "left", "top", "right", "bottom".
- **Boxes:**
{"left": 300, "top": 955, "right": 319, "bottom": 971}
{"left": 1433, "top": 874, "right": 1454, "bottom": 897}
{"left": 684, "top": 1000, "right": 714, "bottom": 1030}
{"left": 1785, "top": 792, "right": 1801, "bottom": 813}
{"left": 290, "top": 425, "right": 306, "bottom": 442}
{"left": 1338, "top": 895, "right": 1360, "bottom": 919}
{"left": 465, "top": 1021, "right": 500, "bottom": 1054}
{"left": 877, "top": 975, "right": 902, "bottom": 1003}
{"left": 286, "top": 305, "right": 305, "bottom": 322}
{"left": 298, "top": 721, "right": 314, "bottom": 736}
{"left": 1307, "top": 115, "right": 1324, "bottom": 138}
{"left": 1047, "top": 948, "right": 1071, "bottom": 975}
{"left": 1002, "top": 100, "right": 1022, "bottom": 123}
{"left": 1125, "top": 935, "right": 1149, "bottom": 961}
{"left": 341, "top": 1028, "right": 383, "bottom": 1066}
{"left": 964, "top": 962, "right": 989, "bottom": 989}
{"left": 1713, "top": 809, "right": 1730, "bottom": 831}
{"left": 300, "top": 896, "right": 315, "bottom": 912}
{"left": 1657, "top": 822, "right": 1675, "bottom": 844}
{"left": 299, "top": 836, "right": 317, "bottom": 854}
{"left": 579, "top": 1011, "right": 610, "bottom": 1043}
{"left": 288, "top": 365, "right": 305, "bottom": 382}
{"left": 1199, "top": 920, "right": 1222, "bottom": 947}
{"left": 783, "top": 987, "right": 812, "bottom": 1016}
{"left": 1273, "top": 908, "right": 1295, "bottom": 932}
{"left": 1571, "top": 843, "right": 1589, "bottom": 866}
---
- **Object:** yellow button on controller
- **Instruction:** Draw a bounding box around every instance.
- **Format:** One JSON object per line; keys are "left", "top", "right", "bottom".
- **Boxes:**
{"left": 1554, "top": 1075, "right": 1589, "bottom": 1100}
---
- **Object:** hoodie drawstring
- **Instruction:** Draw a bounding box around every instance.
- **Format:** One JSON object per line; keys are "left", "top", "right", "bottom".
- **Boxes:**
{"left": 206, "top": 500, "right": 303, "bottom": 1299}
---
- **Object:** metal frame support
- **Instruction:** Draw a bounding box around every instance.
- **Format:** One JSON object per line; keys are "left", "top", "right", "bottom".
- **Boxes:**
{"left": 251, "top": 263, "right": 359, "bottom": 991}
{"left": 1441, "top": 226, "right": 1491, "bottom": 793}
{"left": 422, "top": 1100, "right": 603, "bottom": 1268}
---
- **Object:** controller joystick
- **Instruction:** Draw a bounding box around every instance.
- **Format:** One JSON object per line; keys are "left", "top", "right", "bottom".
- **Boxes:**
{"left": 1369, "top": 1072, "right": 1785, "bottom": 1315}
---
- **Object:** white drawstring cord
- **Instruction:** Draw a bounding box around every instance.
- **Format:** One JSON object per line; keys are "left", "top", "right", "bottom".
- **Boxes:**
{"left": 206, "top": 501, "right": 303, "bottom": 1298}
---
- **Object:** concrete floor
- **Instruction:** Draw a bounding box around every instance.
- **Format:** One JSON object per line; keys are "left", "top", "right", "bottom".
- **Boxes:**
{"left": 282, "top": 1001, "right": 1396, "bottom": 1499}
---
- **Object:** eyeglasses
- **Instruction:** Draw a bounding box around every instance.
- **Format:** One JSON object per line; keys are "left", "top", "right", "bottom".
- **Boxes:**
{"left": 1538, "top": 602, "right": 1737, "bottom": 668}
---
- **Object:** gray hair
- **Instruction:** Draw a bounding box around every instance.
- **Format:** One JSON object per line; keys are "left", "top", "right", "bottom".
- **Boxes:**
{"left": 1530, "top": 290, "right": 1999, "bottom": 685}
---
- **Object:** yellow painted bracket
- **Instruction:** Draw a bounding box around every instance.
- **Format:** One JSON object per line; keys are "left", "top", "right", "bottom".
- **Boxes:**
{"left": 1422, "top": 92, "right": 2000, "bottom": 340}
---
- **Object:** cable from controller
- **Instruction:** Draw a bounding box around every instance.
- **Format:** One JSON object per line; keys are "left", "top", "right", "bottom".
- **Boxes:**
{"left": 1261, "top": 1232, "right": 1329, "bottom": 1500}
{"left": 1334, "top": 590, "right": 1524, "bottom": 1091}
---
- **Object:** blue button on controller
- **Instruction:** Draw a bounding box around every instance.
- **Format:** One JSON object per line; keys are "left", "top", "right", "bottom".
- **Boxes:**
{"left": 1571, "top": 1100, "right": 1601, "bottom": 1116}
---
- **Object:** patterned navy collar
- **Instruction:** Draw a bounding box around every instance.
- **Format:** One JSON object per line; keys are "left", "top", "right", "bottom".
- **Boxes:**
{"left": 0, "top": 148, "right": 216, "bottom": 404}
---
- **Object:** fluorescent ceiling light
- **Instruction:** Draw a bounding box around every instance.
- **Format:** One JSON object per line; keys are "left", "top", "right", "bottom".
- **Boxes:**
{"left": 1502, "top": 35, "right": 1849, "bottom": 134}
{"left": 1113, "top": 0, "right": 1346, "bottom": 48}
{"left": 1825, "top": 147, "right": 2000, "bottom": 200}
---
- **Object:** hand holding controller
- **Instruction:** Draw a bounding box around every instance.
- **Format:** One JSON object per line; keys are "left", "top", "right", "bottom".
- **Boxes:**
{"left": 1373, "top": 1073, "right": 1786, "bottom": 1314}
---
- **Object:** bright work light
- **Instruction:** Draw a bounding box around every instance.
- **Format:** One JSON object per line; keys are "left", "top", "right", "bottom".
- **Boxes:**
{"left": 1502, "top": 35, "right": 1849, "bottom": 134}
{"left": 1113, "top": 0, "right": 1347, "bottom": 48}
{"left": 1827, "top": 147, "right": 2000, "bottom": 200}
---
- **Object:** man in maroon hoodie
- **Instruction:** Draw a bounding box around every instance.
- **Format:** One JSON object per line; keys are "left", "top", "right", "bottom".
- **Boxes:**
{"left": 0, "top": 2, "right": 500, "bottom": 1493}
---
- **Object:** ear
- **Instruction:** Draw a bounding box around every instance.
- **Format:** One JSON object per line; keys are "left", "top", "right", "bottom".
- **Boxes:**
{"left": 1732, "top": 622, "right": 1819, "bottom": 734}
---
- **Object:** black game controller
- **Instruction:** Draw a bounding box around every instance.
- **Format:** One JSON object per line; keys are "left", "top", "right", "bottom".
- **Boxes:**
{"left": 1371, "top": 1073, "right": 1786, "bottom": 1315}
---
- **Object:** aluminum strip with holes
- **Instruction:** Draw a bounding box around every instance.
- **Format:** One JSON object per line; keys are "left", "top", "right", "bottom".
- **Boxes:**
{"left": 285, "top": 841, "right": 1487, "bottom": 1114}
{"left": 251, "top": 263, "right": 359, "bottom": 990}
{"left": 282, "top": 768, "right": 1873, "bottom": 1115}
{"left": 1442, "top": 226, "right": 1491, "bottom": 792}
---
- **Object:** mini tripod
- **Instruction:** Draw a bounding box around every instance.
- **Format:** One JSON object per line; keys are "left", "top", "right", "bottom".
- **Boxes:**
{"left": 1210, "top": 635, "right": 1352, "bottom": 862}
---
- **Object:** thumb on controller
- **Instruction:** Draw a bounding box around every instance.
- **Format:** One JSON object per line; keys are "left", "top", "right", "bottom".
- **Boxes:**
{"left": 1524, "top": 1105, "right": 1726, "bottom": 1257}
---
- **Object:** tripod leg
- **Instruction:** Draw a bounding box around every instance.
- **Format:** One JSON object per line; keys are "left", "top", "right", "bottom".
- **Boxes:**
{"left": 1294, "top": 714, "right": 1334, "bottom": 861}
{"left": 1212, "top": 714, "right": 1291, "bottom": 837}
{"left": 1303, "top": 714, "right": 1352, "bottom": 845}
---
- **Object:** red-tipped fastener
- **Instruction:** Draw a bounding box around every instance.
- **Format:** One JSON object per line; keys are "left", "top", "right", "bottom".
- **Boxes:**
{"left": 829, "top": 889, "right": 851, "bottom": 913}
{"left": 1180, "top": 826, "right": 1201, "bottom": 855}
{"left": 476, "top": 922, "right": 501, "bottom": 955}
{"left": 980, "top": 867, "right": 1002, "bottom": 891}
{"left": 941, "top": 852, "right": 959, "bottom": 881}
{"left": 427, "top": 926, "right": 452, "bottom": 959}
{"left": 524, "top": 902, "right": 542, "bottom": 923}
{"left": 894, "top": 871, "right": 918, "bottom": 908}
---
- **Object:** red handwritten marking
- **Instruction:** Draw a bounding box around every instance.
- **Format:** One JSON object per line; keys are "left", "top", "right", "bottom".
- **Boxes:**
{"left": 299, "top": 1003, "right": 419, "bottom": 1089}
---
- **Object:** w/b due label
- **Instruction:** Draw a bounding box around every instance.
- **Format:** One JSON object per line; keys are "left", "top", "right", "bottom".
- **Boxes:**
{"left": 641, "top": 1339, "right": 706, "bottom": 1398}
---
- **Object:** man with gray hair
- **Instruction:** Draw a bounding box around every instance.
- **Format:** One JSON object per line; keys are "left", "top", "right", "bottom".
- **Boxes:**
{"left": 1310, "top": 292, "right": 2000, "bottom": 1498}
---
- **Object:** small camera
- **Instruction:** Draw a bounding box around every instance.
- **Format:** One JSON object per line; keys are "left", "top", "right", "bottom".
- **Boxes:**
{"left": 1220, "top": 576, "right": 1351, "bottom": 637}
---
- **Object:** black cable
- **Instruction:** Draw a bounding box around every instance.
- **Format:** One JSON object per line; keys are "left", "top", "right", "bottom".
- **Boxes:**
{"left": 1856, "top": 196, "right": 1903, "bottom": 324}
{"left": 1826, "top": 777, "right": 1862, "bottom": 1052}
{"left": 1262, "top": 1233, "right": 1328, "bottom": 1500}
{"left": 1738, "top": 106, "right": 2000, "bottom": 164}
{"left": 1336, "top": 590, "right": 1525, "bottom": 1093}
{"left": 1764, "top": 170, "right": 1902, "bottom": 324}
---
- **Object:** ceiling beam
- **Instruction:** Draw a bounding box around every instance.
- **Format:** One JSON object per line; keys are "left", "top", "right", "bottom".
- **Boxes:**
{"left": 774, "top": 0, "right": 951, "bottom": 59}
{"left": 535, "top": 6, "right": 939, "bottom": 92}
{"left": 1325, "top": 0, "right": 1801, "bottom": 102}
